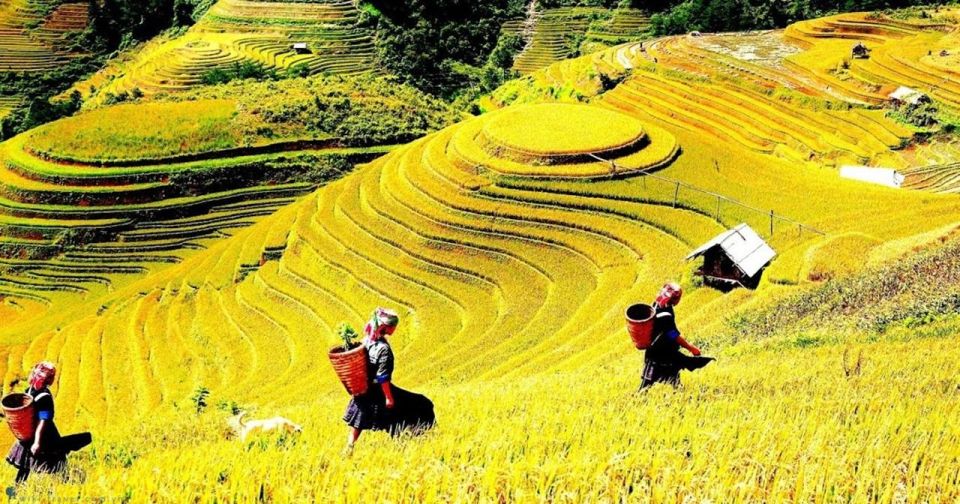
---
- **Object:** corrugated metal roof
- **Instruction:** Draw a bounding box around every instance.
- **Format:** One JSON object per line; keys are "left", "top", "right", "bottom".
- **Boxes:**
{"left": 685, "top": 224, "right": 776, "bottom": 278}
{"left": 888, "top": 86, "right": 927, "bottom": 104}
{"left": 840, "top": 165, "right": 905, "bottom": 188}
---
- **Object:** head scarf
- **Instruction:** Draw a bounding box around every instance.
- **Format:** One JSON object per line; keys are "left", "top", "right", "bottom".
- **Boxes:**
{"left": 28, "top": 361, "right": 56, "bottom": 390}
{"left": 364, "top": 307, "right": 400, "bottom": 341}
{"left": 654, "top": 282, "right": 683, "bottom": 308}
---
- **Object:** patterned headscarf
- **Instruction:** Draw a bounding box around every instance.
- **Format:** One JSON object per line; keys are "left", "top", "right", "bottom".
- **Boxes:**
{"left": 654, "top": 282, "right": 683, "bottom": 308}
{"left": 364, "top": 307, "right": 400, "bottom": 341}
{"left": 28, "top": 361, "right": 56, "bottom": 390}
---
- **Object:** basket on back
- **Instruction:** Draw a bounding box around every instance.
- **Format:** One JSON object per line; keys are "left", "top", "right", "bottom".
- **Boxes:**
{"left": 2, "top": 393, "right": 36, "bottom": 441}
{"left": 328, "top": 344, "right": 369, "bottom": 396}
{"left": 626, "top": 303, "right": 656, "bottom": 349}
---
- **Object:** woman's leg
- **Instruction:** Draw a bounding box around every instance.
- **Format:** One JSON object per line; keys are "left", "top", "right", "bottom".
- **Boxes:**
{"left": 347, "top": 427, "right": 362, "bottom": 447}
{"left": 15, "top": 466, "right": 29, "bottom": 484}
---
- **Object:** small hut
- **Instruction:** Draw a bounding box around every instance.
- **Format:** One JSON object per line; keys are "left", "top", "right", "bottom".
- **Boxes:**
{"left": 292, "top": 42, "right": 310, "bottom": 54}
{"left": 851, "top": 41, "right": 870, "bottom": 59}
{"left": 888, "top": 86, "right": 930, "bottom": 108}
{"left": 685, "top": 224, "right": 775, "bottom": 289}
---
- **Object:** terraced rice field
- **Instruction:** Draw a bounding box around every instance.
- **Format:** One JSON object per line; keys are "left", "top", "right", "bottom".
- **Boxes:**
{"left": 504, "top": 7, "right": 650, "bottom": 74}
{"left": 784, "top": 9, "right": 960, "bottom": 111}
{"left": 904, "top": 161, "right": 960, "bottom": 192}
{"left": 0, "top": 123, "right": 390, "bottom": 309}
{"left": 1, "top": 9, "right": 960, "bottom": 501}
{"left": 3, "top": 94, "right": 959, "bottom": 422}
{"left": 1, "top": 90, "right": 959, "bottom": 499}
{"left": 0, "top": 0, "right": 88, "bottom": 72}
{"left": 71, "top": 0, "right": 375, "bottom": 103}
{"left": 492, "top": 9, "right": 960, "bottom": 169}
{"left": 585, "top": 8, "right": 650, "bottom": 46}
{"left": 0, "top": 95, "right": 21, "bottom": 121}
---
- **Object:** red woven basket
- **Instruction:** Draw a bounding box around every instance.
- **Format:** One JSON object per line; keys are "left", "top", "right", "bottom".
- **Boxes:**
{"left": 2, "top": 393, "right": 36, "bottom": 441}
{"left": 625, "top": 303, "right": 656, "bottom": 349}
{"left": 328, "top": 344, "right": 369, "bottom": 396}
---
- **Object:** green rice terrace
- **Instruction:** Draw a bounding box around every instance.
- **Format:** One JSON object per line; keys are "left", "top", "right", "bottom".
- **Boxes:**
{"left": 69, "top": 0, "right": 377, "bottom": 105}
{"left": 502, "top": 6, "right": 651, "bottom": 74}
{"left": 0, "top": 0, "right": 88, "bottom": 73}
{"left": 0, "top": 0, "right": 90, "bottom": 125}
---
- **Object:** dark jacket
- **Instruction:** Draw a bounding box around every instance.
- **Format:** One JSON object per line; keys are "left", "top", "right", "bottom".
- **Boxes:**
{"left": 645, "top": 304, "right": 681, "bottom": 363}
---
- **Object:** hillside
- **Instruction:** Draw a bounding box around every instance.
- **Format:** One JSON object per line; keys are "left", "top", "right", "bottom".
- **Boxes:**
{"left": 68, "top": 0, "right": 377, "bottom": 105}
{"left": 0, "top": 0, "right": 91, "bottom": 128}
{"left": 487, "top": 8, "right": 960, "bottom": 171}
{"left": 502, "top": 6, "right": 651, "bottom": 74}
{"left": 0, "top": 6, "right": 959, "bottom": 502}
{"left": 0, "top": 75, "right": 457, "bottom": 321}
{"left": 0, "top": 0, "right": 89, "bottom": 73}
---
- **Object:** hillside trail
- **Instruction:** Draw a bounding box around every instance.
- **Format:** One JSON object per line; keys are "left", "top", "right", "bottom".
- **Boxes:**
{"left": 519, "top": 0, "right": 540, "bottom": 52}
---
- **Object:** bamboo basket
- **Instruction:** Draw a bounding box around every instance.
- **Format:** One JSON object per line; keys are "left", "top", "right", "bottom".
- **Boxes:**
{"left": 626, "top": 303, "right": 656, "bottom": 349}
{"left": 328, "top": 344, "right": 369, "bottom": 396}
{"left": 1, "top": 393, "right": 36, "bottom": 441}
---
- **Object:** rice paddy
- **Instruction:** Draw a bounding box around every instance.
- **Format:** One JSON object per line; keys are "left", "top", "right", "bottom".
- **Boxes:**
{"left": 68, "top": 0, "right": 376, "bottom": 105}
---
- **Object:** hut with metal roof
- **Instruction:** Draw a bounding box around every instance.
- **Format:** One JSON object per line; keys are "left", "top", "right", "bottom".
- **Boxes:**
{"left": 685, "top": 224, "right": 776, "bottom": 289}
{"left": 888, "top": 86, "right": 929, "bottom": 108}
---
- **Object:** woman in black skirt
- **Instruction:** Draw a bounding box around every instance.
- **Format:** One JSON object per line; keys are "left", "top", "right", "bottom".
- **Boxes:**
{"left": 7, "top": 362, "right": 65, "bottom": 484}
{"left": 344, "top": 308, "right": 435, "bottom": 450}
{"left": 6, "top": 362, "right": 91, "bottom": 485}
{"left": 640, "top": 283, "right": 714, "bottom": 390}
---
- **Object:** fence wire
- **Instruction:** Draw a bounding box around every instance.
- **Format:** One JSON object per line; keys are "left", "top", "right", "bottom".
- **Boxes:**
{"left": 587, "top": 153, "right": 827, "bottom": 239}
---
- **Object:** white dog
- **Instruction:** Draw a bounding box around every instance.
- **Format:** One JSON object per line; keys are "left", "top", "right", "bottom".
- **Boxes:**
{"left": 227, "top": 412, "right": 302, "bottom": 442}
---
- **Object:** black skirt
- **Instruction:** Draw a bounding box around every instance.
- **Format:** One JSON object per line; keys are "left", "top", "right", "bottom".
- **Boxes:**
{"left": 641, "top": 354, "right": 714, "bottom": 387}
{"left": 344, "top": 384, "right": 435, "bottom": 435}
{"left": 6, "top": 431, "right": 91, "bottom": 474}
{"left": 6, "top": 441, "right": 66, "bottom": 474}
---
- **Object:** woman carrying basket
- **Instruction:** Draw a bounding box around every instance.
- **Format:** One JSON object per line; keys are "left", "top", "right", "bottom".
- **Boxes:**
{"left": 344, "top": 308, "right": 435, "bottom": 451}
{"left": 6, "top": 362, "right": 90, "bottom": 484}
{"left": 640, "top": 283, "right": 714, "bottom": 390}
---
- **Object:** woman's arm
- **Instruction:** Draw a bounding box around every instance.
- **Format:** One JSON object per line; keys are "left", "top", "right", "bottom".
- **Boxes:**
{"left": 676, "top": 336, "right": 701, "bottom": 356}
{"left": 31, "top": 420, "right": 47, "bottom": 455}
{"left": 381, "top": 382, "right": 395, "bottom": 409}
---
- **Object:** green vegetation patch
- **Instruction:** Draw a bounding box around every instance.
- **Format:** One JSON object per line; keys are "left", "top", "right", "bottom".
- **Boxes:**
{"left": 24, "top": 75, "right": 459, "bottom": 163}
{"left": 28, "top": 99, "right": 240, "bottom": 162}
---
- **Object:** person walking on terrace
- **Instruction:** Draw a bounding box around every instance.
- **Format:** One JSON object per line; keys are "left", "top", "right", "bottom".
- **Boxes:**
{"left": 344, "top": 308, "right": 435, "bottom": 451}
{"left": 639, "top": 282, "right": 714, "bottom": 390}
{"left": 6, "top": 362, "right": 91, "bottom": 485}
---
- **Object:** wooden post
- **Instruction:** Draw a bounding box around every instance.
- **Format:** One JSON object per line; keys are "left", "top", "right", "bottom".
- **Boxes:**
{"left": 673, "top": 182, "right": 680, "bottom": 208}
{"left": 769, "top": 210, "right": 774, "bottom": 236}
